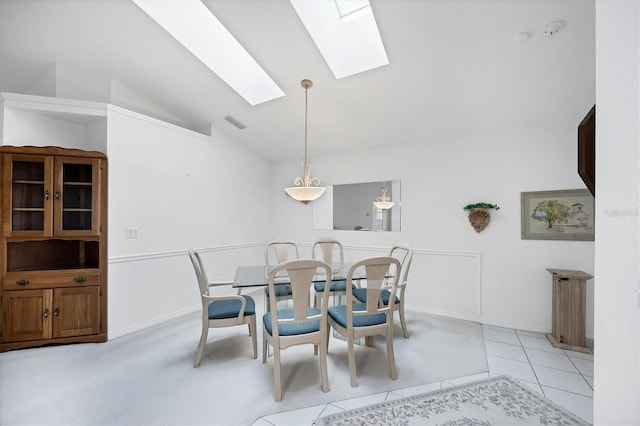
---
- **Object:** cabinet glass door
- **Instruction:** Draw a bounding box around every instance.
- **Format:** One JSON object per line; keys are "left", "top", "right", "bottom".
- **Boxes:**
{"left": 54, "top": 157, "right": 101, "bottom": 236}
{"left": 2, "top": 155, "right": 53, "bottom": 236}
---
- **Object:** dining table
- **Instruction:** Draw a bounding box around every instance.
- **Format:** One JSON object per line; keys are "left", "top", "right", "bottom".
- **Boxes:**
{"left": 233, "top": 261, "right": 391, "bottom": 348}
{"left": 232, "top": 263, "right": 351, "bottom": 289}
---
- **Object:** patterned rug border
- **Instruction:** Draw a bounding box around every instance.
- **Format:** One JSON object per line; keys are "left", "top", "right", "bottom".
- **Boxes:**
{"left": 314, "top": 375, "right": 590, "bottom": 425}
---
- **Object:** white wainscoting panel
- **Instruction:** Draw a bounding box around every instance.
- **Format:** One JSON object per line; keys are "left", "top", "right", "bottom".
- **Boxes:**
{"left": 406, "top": 249, "right": 482, "bottom": 322}
{"left": 329, "top": 244, "right": 482, "bottom": 322}
{"left": 108, "top": 242, "right": 264, "bottom": 339}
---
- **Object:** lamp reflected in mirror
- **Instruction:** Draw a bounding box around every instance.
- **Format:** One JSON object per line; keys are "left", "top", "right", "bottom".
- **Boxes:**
{"left": 373, "top": 183, "right": 395, "bottom": 210}
{"left": 312, "top": 180, "right": 400, "bottom": 231}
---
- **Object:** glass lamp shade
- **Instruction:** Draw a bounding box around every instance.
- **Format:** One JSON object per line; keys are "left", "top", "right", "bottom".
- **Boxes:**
{"left": 285, "top": 186, "right": 326, "bottom": 204}
{"left": 374, "top": 185, "right": 394, "bottom": 209}
{"left": 373, "top": 201, "right": 395, "bottom": 210}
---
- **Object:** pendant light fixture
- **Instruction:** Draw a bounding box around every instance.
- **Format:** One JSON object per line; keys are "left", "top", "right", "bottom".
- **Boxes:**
{"left": 284, "top": 79, "right": 326, "bottom": 204}
{"left": 373, "top": 183, "right": 395, "bottom": 210}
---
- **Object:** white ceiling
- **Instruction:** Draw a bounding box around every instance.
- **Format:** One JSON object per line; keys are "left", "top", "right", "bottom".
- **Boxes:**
{"left": 0, "top": 0, "right": 595, "bottom": 162}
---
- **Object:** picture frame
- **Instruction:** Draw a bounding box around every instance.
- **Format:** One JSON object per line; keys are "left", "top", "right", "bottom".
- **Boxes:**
{"left": 521, "top": 189, "right": 594, "bottom": 241}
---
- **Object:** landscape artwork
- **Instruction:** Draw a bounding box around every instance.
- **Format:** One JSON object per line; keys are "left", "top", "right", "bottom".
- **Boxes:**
{"left": 521, "top": 189, "right": 594, "bottom": 241}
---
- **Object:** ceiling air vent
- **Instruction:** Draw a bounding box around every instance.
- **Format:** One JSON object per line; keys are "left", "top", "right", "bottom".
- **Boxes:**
{"left": 224, "top": 115, "right": 247, "bottom": 130}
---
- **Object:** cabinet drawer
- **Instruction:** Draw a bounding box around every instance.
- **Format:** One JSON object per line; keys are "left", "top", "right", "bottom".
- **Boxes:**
{"left": 2, "top": 271, "right": 100, "bottom": 290}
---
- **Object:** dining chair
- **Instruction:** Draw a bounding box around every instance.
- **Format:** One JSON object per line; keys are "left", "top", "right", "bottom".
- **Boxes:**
{"left": 311, "top": 238, "right": 350, "bottom": 308}
{"left": 353, "top": 244, "right": 413, "bottom": 338}
{"left": 327, "top": 256, "right": 401, "bottom": 387}
{"left": 188, "top": 250, "right": 257, "bottom": 368}
{"left": 264, "top": 240, "right": 300, "bottom": 312}
{"left": 262, "top": 259, "right": 332, "bottom": 401}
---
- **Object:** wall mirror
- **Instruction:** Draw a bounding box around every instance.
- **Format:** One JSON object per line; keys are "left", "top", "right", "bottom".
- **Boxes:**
{"left": 313, "top": 180, "right": 401, "bottom": 231}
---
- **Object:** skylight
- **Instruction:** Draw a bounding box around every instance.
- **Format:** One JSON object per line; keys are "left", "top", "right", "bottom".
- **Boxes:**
{"left": 290, "top": 0, "right": 389, "bottom": 79}
{"left": 133, "top": 0, "right": 284, "bottom": 106}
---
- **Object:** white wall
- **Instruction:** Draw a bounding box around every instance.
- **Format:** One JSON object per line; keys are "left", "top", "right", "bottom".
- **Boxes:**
{"left": 1, "top": 108, "right": 97, "bottom": 150}
{"left": 0, "top": 93, "right": 107, "bottom": 151}
{"left": 271, "top": 122, "right": 595, "bottom": 335}
{"left": 105, "top": 106, "right": 272, "bottom": 337}
{"left": 0, "top": 95, "right": 272, "bottom": 338}
{"left": 594, "top": 1, "right": 640, "bottom": 423}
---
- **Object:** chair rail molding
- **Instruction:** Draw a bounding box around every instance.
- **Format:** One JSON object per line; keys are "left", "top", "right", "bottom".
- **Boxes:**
{"left": 109, "top": 242, "right": 264, "bottom": 264}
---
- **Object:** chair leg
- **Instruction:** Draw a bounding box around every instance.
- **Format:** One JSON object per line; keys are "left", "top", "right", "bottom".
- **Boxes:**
{"left": 326, "top": 322, "right": 331, "bottom": 352}
{"left": 386, "top": 330, "right": 398, "bottom": 380}
{"left": 319, "top": 329, "right": 330, "bottom": 393}
{"left": 249, "top": 317, "right": 258, "bottom": 359}
{"left": 399, "top": 305, "right": 409, "bottom": 338}
{"left": 348, "top": 336, "right": 357, "bottom": 387}
{"left": 194, "top": 326, "right": 209, "bottom": 368}
{"left": 273, "top": 346, "right": 282, "bottom": 401}
{"left": 262, "top": 330, "right": 268, "bottom": 363}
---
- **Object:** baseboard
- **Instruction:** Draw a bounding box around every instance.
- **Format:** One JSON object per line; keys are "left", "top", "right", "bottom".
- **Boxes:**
{"left": 407, "top": 304, "right": 482, "bottom": 324}
{"left": 108, "top": 304, "right": 199, "bottom": 340}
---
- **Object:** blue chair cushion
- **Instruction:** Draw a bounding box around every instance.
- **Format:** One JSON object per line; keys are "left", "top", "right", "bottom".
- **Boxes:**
{"left": 264, "top": 284, "right": 293, "bottom": 298}
{"left": 313, "top": 279, "right": 354, "bottom": 293}
{"left": 328, "top": 303, "right": 387, "bottom": 328}
{"left": 208, "top": 295, "right": 256, "bottom": 320}
{"left": 352, "top": 288, "right": 400, "bottom": 305}
{"left": 263, "top": 308, "right": 322, "bottom": 336}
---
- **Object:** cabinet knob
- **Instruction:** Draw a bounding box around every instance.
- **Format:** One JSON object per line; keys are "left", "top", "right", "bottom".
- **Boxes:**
{"left": 44, "top": 190, "right": 49, "bottom": 200}
{"left": 55, "top": 191, "right": 60, "bottom": 200}
{"left": 44, "top": 309, "right": 49, "bottom": 319}
{"left": 16, "top": 279, "right": 30, "bottom": 286}
{"left": 74, "top": 276, "right": 87, "bottom": 283}
{"left": 54, "top": 308, "right": 59, "bottom": 318}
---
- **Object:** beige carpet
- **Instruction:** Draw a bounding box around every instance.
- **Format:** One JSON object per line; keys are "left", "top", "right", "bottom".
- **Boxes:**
{"left": 0, "top": 291, "right": 488, "bottom": 425}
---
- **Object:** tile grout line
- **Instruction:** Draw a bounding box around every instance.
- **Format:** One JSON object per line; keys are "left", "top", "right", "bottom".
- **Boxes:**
{"left": 512, "top": 328, "right": 546, "bottom": 397}
{"left": 519, "top": 329, "right": 592, "bottom": 399}
{"left": 565, "top": 355, "right": 594, "bottom": 391}
{"left": 483, "top": 329, "right": 547, "bottom": 396}
{"left": 514, "top": 332, "right": 595, "bottom": 402}
{"left": 540, "top": 383, "right": 594, "bottom": 398}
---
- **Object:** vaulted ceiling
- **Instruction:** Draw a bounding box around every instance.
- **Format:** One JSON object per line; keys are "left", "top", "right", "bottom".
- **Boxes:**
{"left": 0, "top": 0, "right": 595, "bottom": 162}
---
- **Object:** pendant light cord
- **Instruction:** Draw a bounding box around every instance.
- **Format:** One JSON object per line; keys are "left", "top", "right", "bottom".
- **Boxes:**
{"left": 304, "top": 83, "right": 308, "bottom": 161}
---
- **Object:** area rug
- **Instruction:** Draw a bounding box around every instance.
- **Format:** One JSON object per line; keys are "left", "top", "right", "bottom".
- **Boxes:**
{"left": 315, "top": 375, "right": 589, "bottom": 426}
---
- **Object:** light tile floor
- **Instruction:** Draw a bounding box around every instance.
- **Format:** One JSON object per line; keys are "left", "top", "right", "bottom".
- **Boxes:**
{"left": 253, "top": 324, "right": 593, "bottom": 425}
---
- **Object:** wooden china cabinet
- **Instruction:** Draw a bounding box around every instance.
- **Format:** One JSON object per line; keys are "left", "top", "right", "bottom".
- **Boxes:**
{"left": 0, "top": 145, "right": 108, "bottom": 352}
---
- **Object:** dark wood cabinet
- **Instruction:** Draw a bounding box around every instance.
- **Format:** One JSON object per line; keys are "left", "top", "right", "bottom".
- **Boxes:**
{"left": 0, "top": 146, "right": 107, "bottom": 352}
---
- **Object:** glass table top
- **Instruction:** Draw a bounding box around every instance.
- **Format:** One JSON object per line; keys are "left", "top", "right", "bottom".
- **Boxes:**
{"left": 233, "top": 263, "right": 350, "bottom": 288}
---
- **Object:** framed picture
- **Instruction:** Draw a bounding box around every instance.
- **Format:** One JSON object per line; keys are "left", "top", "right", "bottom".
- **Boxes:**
{"left": 521, "top": 189, "right": 594, "bottom": 241}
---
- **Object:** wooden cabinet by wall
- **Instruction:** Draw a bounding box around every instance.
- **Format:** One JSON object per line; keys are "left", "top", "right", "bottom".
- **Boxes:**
{"left": 546, "top": 268, "right": 593, "bottom": 354}
{"left": 2, "top": 287, "right": 100, "bottom": 342}
{"left": 0, "top": 146, "right": 107, "bottom": 352}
